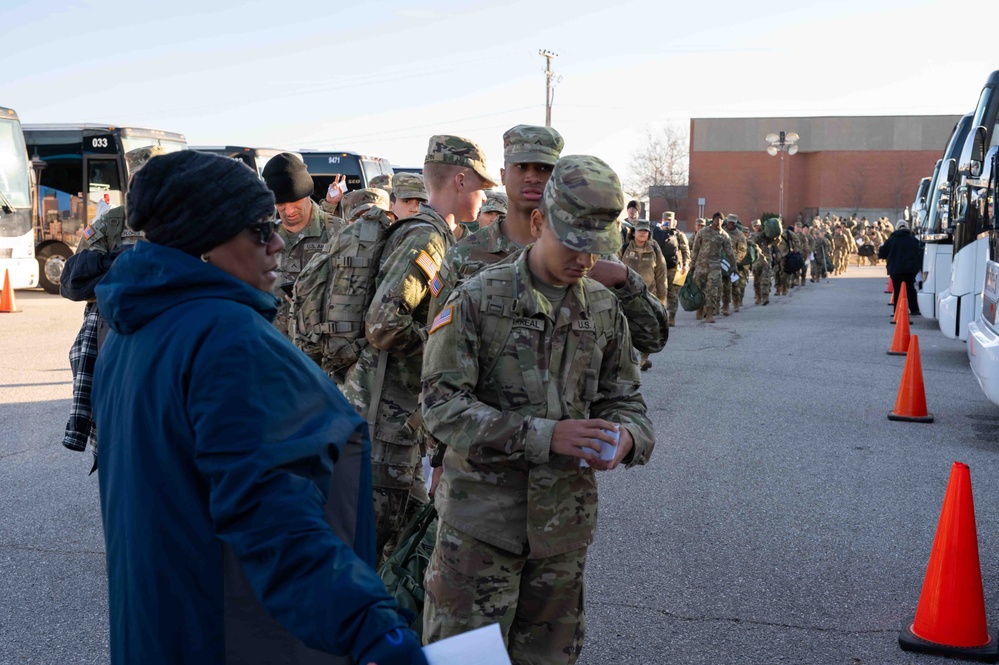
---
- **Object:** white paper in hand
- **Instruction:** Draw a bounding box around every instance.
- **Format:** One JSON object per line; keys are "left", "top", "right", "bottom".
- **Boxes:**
{"left": 729, "top": 272, "right": 739, "bottom": 283}
{"left": 423, "top": 623, "right": 512, "bottom": 665}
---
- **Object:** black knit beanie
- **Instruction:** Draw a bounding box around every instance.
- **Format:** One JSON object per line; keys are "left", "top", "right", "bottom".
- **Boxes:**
{"left": 261, "top": 153, "right": 315, "bottom": 203}
{"left": 127, "top": 151, "right": 275, "bottom": 256}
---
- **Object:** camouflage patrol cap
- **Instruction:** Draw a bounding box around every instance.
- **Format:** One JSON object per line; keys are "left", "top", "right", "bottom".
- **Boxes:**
{"left": 368, "top": 174, "right": 392, "bottom": 192}
{"left": 724, "top": 213, "right": 739, "bottom": 224}
{"left": 662, "top": 211, "right": 676, "bottom": 220}
{"left": 695, "top": 218, "right": 707, "bottom": 226}
{"left": 342, "top": 187, "right": 390, "bottom": 220}
{"left": 634, "top": 220, "right": 651, "bottom": 232}
{"left": 125, "top": 145, "right": 167, "bottom": 174}
{"left": 480, "top": 189, "right": 508, "bottom": 215}
{"left": 540, "top": 155, "right": 625, "bottom": 254}
{"left": 425, "top": 135, "right": 498, "bottom": 187}
{"left": 502, "top": 125, "right": 564, "bottom": 165}
{"left": 392, "top": 172, "right": 427, "bottom": 201}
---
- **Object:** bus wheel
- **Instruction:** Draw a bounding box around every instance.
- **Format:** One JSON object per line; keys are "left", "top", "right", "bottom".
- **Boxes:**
{"left": 37, "top": 244, "right": 72, "bottom": 294}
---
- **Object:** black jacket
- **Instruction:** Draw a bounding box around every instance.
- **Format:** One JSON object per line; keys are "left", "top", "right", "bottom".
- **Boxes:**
{"left": 878, "top": 228, "right": 922, "bottom": 275}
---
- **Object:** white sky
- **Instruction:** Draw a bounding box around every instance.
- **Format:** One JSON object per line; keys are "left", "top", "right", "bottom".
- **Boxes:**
{"left": 2, "top": 0, "right": 995, "bottom": 186}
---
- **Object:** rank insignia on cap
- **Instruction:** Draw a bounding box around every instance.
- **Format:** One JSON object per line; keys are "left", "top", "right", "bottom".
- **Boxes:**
{"left": 429, "top": 305, "right": 453, "bottom": 334}
{"left": 83, "top": 226, "right": 95, "bottom": 239}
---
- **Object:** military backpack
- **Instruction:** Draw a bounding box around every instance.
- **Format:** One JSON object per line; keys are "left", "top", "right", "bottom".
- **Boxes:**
{"left": 656, "top": 227, "right": 680, "bottom": 268}
{"left": 292, "top": 208, "right": 429, "bottom": 379}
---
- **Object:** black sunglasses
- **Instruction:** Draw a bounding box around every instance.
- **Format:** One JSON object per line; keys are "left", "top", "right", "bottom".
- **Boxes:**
{"left": 247, "top": 219, "right": 278, "bottom": 245}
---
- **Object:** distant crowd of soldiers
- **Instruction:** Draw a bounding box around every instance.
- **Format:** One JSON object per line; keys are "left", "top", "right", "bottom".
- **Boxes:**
{"left": 620, "top": 210, "right": 898, "bottom": 324}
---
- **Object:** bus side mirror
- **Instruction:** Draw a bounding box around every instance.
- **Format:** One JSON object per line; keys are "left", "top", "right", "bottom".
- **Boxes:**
{"left": 946, "top": 158, "right": 958, "bottom": 184}
{"left": 971, "top": 126, "right": 988, "bottom": 177}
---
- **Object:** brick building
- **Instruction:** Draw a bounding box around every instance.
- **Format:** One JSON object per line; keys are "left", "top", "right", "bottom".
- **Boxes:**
{"left": 648, "top": 115, "right": 962, "bottom": 232}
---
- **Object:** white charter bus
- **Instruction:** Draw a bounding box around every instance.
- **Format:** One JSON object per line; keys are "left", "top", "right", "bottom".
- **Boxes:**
{"left": 0, "top": 107, "right": 38, "bottom": 289}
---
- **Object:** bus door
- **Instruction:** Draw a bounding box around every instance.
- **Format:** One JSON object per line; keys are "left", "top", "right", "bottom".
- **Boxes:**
{"left": 84, "top": 155, "right": 123, "bottom": 226}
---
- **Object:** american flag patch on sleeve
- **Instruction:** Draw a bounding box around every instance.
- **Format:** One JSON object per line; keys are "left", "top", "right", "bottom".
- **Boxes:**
{"left": 429, "top": 305, "right": 453, "bottom": 334}
{"left": 83, "top": 226, "right": 95, "bottom": 239}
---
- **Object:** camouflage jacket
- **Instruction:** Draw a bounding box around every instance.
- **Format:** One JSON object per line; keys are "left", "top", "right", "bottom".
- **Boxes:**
{"left": 422, "top": 247, "right": 654, "bottom": 557}
{"left": 273, "top": 200, "right": 343, "bottom": 338}
{"left": 689, "top": 227, "right": 736, "bottom": 272}
{"left": 430, "top": 219, "right": 522, "bottom": 321}
{"left": 342, "top": 204, "right": 455, "bottom": 453}
{"left": 832, "top": 230, "right": 852, "bottom": 252}
{"left": 811, "top": 235, "right": 831, "bottom": 260}
{"left": 431, "top": 220, "right": 668, "bottom": 354}
{"left": 79, "top": 206, "right": 142, "bottom": 253}
{"left": 728, "top": 227, "right": 748, "bottom": 267}
{"left": 620, "top": 240, "right": 667, "bottom": 301}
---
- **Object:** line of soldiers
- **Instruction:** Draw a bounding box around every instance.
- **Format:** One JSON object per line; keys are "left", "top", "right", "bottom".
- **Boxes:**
{"left": 263, "top": 125, "right": 666, "bottom": 664}
{"left": 614, "top": 210, "right": 893, "bottom": 326}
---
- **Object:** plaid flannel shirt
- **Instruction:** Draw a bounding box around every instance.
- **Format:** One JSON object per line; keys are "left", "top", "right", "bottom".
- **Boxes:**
{"left": 63, "top": 302, "right": 99, "bottom": 454}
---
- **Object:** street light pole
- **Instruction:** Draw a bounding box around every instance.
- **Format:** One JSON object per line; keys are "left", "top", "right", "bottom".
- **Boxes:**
{"left": 766, "top": 131, "right": 800, "bottom": 220}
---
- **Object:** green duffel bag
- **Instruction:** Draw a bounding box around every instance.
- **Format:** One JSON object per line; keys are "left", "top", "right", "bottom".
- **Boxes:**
{"left": 377, "top": 501, "right": 438, "bottom": 638}
{"left": 679, "top": 275, "right": 704, "bottom": 311}
{"left": 825, "top": 256, "right": 834, "bottom": 272}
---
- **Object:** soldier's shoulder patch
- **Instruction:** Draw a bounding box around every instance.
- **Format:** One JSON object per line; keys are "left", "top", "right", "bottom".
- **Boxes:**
{"left": 83, "top": 226, "right": 96, "bottom": 240}
{"left": 415, "top": 250, "right": 443, "bottom": 296}
{"left": 429, "top": 305, "right": 454, "bottom": 334}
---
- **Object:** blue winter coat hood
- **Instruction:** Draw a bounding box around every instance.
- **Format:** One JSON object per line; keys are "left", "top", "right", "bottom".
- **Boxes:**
{"left": 96, "top": 240, "right": 280, "bottom": 335}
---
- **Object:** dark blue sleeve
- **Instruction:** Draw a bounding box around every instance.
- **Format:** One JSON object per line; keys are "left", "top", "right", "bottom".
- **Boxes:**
{"left": 187, "top": 315, "right": 410, "bottom": 661}
{"left": 60, "top": 249, "right": 115, "bottom": 301}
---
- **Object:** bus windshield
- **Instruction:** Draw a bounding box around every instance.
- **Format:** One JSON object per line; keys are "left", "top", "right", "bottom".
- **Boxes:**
{"left": 361, "top": 159, "right": 392, "bottom": 184}
{"left": 0, "top": 117, "right": 31, "bottom": 209}
{"left": 121, "top": 136, "right": 187, "bottom": 179}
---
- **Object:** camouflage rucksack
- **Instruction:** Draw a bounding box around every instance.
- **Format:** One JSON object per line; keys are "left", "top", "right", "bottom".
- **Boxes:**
{"left": 293, "top": 207, "right": 421, "bottom": 379}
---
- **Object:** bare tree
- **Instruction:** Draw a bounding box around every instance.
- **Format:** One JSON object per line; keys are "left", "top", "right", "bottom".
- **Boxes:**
{"left": 891, "top": 156, "right": 912, "bottom": 220}
{"left": 627, "top": 124, "right": 689, "bottom": 199}
{"left": 844, "top": 164, "right": 868, "bottom": 215}
{"left": 744, "top": 171, "right": 765, "bottom": 220}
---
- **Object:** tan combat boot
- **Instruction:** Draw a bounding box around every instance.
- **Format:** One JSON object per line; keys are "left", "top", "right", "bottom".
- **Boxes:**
{"left": 722, "top": 303, "right": 730, "bottom": 316}
{"left": 754, "top": 294, "right": 760, "bottom": 305}
{"left": 734, "top": 303, "right": 740, "bottom": 313}
{"left": 668, "top": 312, "right": 676, "bottom": 327}
{"left": 704, "top": 307, "right": 716, "bottom": 323}
{"left": 696, "top": 308, "right": 703, "bottom": 320}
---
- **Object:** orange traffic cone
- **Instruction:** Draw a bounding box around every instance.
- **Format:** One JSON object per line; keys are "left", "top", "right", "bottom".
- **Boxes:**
{"left": 891, "top": 288, "right": 910, "bottom": 325}
{"left": 899, "top": 462, "right": 998, "bottom": 661}
{"left": 0, "top": 269, "right": 16, "bottom": 314}
{"left": 886, "top": 278, "right": 893, "bottom": 294}
{"left": 888, "top": 301, "right": 911, "bottom": 356}
{"left": 888, "top": 335, "right": 934, "bottom": 423}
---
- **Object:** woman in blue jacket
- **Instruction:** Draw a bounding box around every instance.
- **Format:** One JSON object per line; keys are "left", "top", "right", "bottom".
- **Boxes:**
{"left": 93, "top": 150, "right": 426, "bottom": 665}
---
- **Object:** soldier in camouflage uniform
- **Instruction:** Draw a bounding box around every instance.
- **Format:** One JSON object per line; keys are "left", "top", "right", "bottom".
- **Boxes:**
{"left": 340, "top": 187, "right": 390, "bottom": 224}
{"left": 342, "top": 135, "right": 495, "bottom": 561}
{"left": 475, "top": 189, "right": 507, "bottom": 229}
{"left": 689, "top": 212, "right": 735, "bottom": 323}
{"left": 652, "top": 211, "right": 690, "bottom": 326}
{"left": 389, "top": 172, "right": 427, "bottom": 222}
{"left": 748, "top": 233, "right": 772, "bottom": 305}
{"left": 620, "top": 220, "right": 666, "bottom": 370}
{"left": 421, "top": 154, "right": 655, "bottom": 664}
{"left": 368, "top": 173, "right": 392, "bottom": 191}
{"left": 722, "top": 214, "right": 748, "bottom": 313}
{"left": 429, "top": 125, "right": 667, "bottom": 352}
{"left": 262, "top": 153, "right": 344, "bottom": 340}
{"left": 795, "top": 222, "right": 812, "bottom": 286}
{"left": 773, "top": 226, "right": 801, "bottom": 296}
{"left": 426, "top": 125, "right": 666, "bottom": 496}
{"left": 831, "top": 224, "right": 851, "bottom": 275}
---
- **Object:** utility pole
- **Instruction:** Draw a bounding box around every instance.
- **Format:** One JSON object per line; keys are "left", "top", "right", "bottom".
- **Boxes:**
{"left": 539, "top": 50, "right": 558, "bottom": 127}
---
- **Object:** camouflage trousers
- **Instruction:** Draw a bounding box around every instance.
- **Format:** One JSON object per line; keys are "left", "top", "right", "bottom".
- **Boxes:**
{"left": 833, "top": 250, "right": 848, "bottom": 273}
{"left": 774, "top": 264, "right": 793, "bottom": 290}
{"left": 810, "top": 259, "right": 823, "bottom": 281}
{"left": 665, "top": 267, "right": 681, "bottom": 315}
{"left": 424, "top": 521, "right": 586, "bottom": 665}
{"left": 694, "top": 267, "right": 722, "bottom": 312}
{"left": 733, "top": 269, "right": 748, "bottom": 306}
{"left": 752, "top": 262, "right": 772, "bottom": 304}
{"left": 373, "top": 443, "right": 429, "bottom": 561}
{"left": 373, "top": 483, "right": 427, "bottom": 563}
